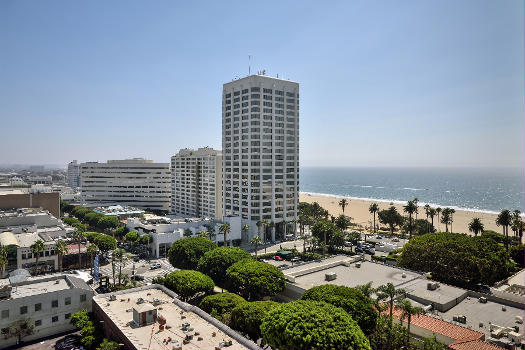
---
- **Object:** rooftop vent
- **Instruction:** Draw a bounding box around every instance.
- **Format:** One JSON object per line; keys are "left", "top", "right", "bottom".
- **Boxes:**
{"left": 325, "top": 272, "right": 337, "bottom": 281}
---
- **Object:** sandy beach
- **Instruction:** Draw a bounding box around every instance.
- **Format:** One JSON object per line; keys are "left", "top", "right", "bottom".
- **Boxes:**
{"left": 299, "top": 193, "right": 501, "bottom": 235}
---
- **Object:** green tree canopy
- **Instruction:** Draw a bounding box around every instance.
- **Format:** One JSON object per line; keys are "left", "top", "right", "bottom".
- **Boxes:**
{"left": 226, "top": 260, "right": 285, "bottom": 301}
{"left": 93, "top": 234, "right": 117, "bottom": 254}
{"left": 261, "top": 300, "right": 371, "bottom": 350}
{"left": 197, "top": 246, "right": 252, "bottom": 285}
{"left": 63, "top": 217, "right": 81, "bottom": 226}
{"left": 378, "top": 206, "right": 404, "bottom": 234}
{"left": 96, "top": 339, "right": 120, "bottom": 350}
{"left": 199, "top": 293, "right": 246, "bottom": 324}
{"left": 84, "top": 212, "right": 104, "bottom": 227}
{"left": 125, "top": 231, "right": 140, "bottom": 243}
{"left": 139, "top": 234, "right": 152, "bottom": 245}
{"left": 301, "top": 284, "right": 377, "bottom": 335}
{"left": 71, "top": 206, "right": 91, "bottom": 220}
{"left": 510, "top": 244, "right": 524, "bottom": 268}
{"left": 85, "top": 232, "right": 101, "bottom": 243}
{"left": 230, "top": 301, "right": 279, "bottom": 343}
{"left": 96, "top": 216, "right": 120, "bottom": 230}
{"left": 114, "top": 225, "right": 129, "bottom": 239}
{"left": 163, "top": 270, "right": 214, "bottom": 302}
{"left": 168, "top": 237, "right": 217, "bottom": 270}
{"left": 398, "top": 232, "right": 513, "bottom": 287}
{"left": 60, "top": 200, "right": 74, "bottom": 213}
{"left": 311, "top": 220, "right": 344, "bottom": 247}
{"left": 402, "top": 218, "right": 435, "bottom": 236}
{"left": 481, "top": 230, "right": 505, "bottom": 243}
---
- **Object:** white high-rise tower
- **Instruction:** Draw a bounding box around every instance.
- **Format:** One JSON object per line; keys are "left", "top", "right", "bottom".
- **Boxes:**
{"left": 222, "top": 74, "right": 299, "bottom": 242}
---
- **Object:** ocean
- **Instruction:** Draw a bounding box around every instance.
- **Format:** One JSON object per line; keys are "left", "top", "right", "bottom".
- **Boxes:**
{"left": 300, "top": 167, "right": 525, "bottom": 214}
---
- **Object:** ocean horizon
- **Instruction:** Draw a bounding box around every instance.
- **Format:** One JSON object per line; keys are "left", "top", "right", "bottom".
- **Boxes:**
{"left": 300, "top": 166, "right": 525, "bottom": 214}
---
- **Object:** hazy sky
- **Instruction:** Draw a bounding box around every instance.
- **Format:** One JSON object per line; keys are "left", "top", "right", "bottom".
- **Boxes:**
{"left": 1, "top": 0, "right": 523, "bottom": 168}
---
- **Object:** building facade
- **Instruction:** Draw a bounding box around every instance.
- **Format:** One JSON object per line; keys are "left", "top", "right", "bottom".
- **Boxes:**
{"left": 0, "top": 274, "right": 93, "bottom": 349}
{"left": 80, "top": 158, "right": 170, "bottom": 211}
{"left": 67, "top": 160, "right": 80, "bottom": 189}
{"left": 222, "top": 74, "right": 299, "bottom": 242}
{"left": 171, "top": 147, "right": 222, "bottom": 220}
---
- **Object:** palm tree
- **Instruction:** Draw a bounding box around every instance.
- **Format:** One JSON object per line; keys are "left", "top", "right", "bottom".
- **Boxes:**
{"left": 428, "top": 208, "right": 436, "bottom": 232}
{"left": 496, "top": 209, "right": 512, "bottom": 252}
{"left": 397, "top": 298, "right": 424, "bottom": 343}
{"left": 30, "top": 240, "right": 45, "bottom": 275}
{"left": 355, "top": 282, "right": 375, "bottom": 298}
{"left": 299, "top": 232, "right": 308, "bottom": 253}
{"left": 87, "top": 244, "right": 99, "bottom": 275}
{"left": 55, "top": 240, "right": 68, "bottom": 272}
{"left": 0, "top": 245, "right": 8, "bottom": 277}
{"left": 376, "top": 283, "right": 406, "bottom": 325}
{"left": 369, "top": 203, "right": 379, "bottom": 233}
{"left": 250, "top": 235, "right": 262, "bottom": 256}
{"left": 256, "top": 220, "right": 262, "bottom": 239}
{"left": 110, "top": 249, "right": 117, "bottom": 287}
{"left": 339, "top": 199, "right": 348, "bottom": 215}
{"left": 72, "top": 229, "right": 85, "bottom": 268}
{"left": 198, "top": 230, "right": 208, "bottom": 238}
{"left": 242, "top": 224, "right": 250, "bottom": 242}
{"left": 269, "top": 221, "right": 275, "bottom": 242}
{"left": 206, "top": 224, "right": 216, "bottom": 241}
{"left": 441, "top": 208, "right": 455, "bottom": 233}
{"left": 403, "top": 200, "right": 417, "bottom": 239}
{"left": 261, "top": 219, "right": 269, "bottom": 244}
{"left": 413, "top": 198, "right": 420, "bottom": 220}
{"left": 468, "top": 218, "right": 484, "bottom": 236}
{"left": 219, "top": 223, "right": 230, "bottom": 247}
{"left": 511, "top": 210, "right": 522, "bottom": 239}
{"left": 114, "top": 248, "right": 125, "bottom": 286}
{"left": 436, "top": 207, "right": 442, "bottom": 231}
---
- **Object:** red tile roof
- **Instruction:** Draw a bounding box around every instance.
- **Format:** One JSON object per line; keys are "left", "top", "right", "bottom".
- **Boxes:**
{"left": 450, "top": 339, "right": 507, "bottom": 350}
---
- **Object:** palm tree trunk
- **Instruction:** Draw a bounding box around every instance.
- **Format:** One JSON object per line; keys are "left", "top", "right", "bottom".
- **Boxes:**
{"left": 407, "top": 315, "right": 412, "bottom": 345}
{"left": 78, "top": 242, "right": 81, "bottom": 268}
{"left": 373, "top": 213, "right": 376, "bottom": 233}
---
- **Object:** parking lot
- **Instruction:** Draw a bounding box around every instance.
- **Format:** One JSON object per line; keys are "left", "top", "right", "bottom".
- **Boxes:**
{"left": 97, "top": 257, "right": 176, "bottom": 285}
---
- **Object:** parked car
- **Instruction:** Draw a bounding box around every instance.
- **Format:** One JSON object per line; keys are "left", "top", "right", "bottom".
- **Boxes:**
{"left": 131, "top": 275, "right": 144, "bottom": 281}
{"left": 150, "top": 262, "right": 161, "bottom": 270}
{"left": 355, "top": 247, "right": 364, "bottom": 253}
{"left": 273, "top": 255, "right": 283, "bottom": 261}
{"left": 364, "top": 247, "right": 375, "bottom": 255}
{"left": 133, "top": 256, "right": 140, "bottom": 262}
{"left": 344, "top": 241, "right": 353, "bottom": 247}
{"left": 391, "top": 237, "right": 400, "bottom": 242}
{"left": 290, "top": 257, "right": 301, "bottom": 263}
{"left": 473, "top": 284, "right": 493, "bottom": 295}
{"left": 376, "top": 235, "right": 383, "bottom": 239}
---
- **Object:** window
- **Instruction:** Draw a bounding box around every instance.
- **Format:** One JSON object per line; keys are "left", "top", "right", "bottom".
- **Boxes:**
{"left": 35, "top": 320, "right": 42, "bottom": 327}
{"left": 35, "top": 303, "right": 41, "bottom": 312}
{"left": 65, "top": 313, "right": 71, "bottom": 320}
{"left": 80, "top": 294, "right": 87, "bottom": 302}
{"left": 20, "top": 306, "right": 27, "bottom": 315}
{"left": 65, "top": 297, "right": 71, "bottom": 305}
{"left": 52, "top": 300, "right": 58, "bottom": 308}
{"left": 1, "top": 310, "right": 8, "bottom": 319}
{"left": 52, "top": 316, "right": 58, "bottom": 323}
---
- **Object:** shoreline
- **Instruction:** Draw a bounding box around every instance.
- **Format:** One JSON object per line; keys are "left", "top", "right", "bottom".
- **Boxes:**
{"left": 299, "top": 192, "right": 503, "bottom": 235}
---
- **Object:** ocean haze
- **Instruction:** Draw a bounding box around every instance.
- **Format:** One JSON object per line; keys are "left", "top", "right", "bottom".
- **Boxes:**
{"left": 300, "top": 166, "right": 525, "bottom": 213}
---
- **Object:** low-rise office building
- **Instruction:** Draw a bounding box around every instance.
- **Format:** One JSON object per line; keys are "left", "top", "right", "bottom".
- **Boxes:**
{"left": 92, "top": 285, "right": 261, "bottom": 350}
{"left": 0, "top": 273, "right": 93, "bottom": 349}
{"left": 0, "top": 191, "right": 60, "bottom": 218}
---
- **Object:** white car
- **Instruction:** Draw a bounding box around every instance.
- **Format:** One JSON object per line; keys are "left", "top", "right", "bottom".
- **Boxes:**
{"left": 150, "top": 262, "right": 162, "bottom": 270}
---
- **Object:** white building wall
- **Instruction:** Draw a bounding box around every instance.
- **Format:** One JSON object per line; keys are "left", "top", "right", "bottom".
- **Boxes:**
{"left": 222, "top": 75, "right": 299, "bottom": 242}
{"left": 80, "top": 158, "right": 170, "bottom": 210}
{"left": 67, "top": 160, "right": 81, "bottom": 189}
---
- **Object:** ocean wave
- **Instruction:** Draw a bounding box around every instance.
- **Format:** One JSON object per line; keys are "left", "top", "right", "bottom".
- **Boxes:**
{"left": 401, "top": 187, "right": 428, "bottom": 191}
{"left": 299, "top": 191, "right": 504, "bottom": 215}
{"left": 351, "top": 185, "right": 374, "bottom": 188}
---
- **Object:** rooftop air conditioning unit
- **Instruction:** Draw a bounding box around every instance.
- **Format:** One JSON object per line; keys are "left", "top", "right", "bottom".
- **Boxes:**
{"left": 325, "top": 272, "right": 337, "bottom": 281}
{"left": 356, "top": 262, "right": 361, "bottom": 268}
{"left": 479, "top": 297, "right": 488, "bottom": 304}
{"left": 457, "top": 315, "right": 467, "bottom": 324}
{"left": 427, "top": 282, "right": 439, "bottom": 291}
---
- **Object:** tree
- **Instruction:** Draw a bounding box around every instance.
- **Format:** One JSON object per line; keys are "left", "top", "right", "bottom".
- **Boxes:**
{"left": 183, "top": 228, "right": 193, "bottom": 237}
{"left": 378, "top": 206, "right": 404, "bottom": 235}
{"left": 311, "top": 220, "right": 344, "bottom": 251}
{"left": 114, "top": 248, "right": 125, "bottom": 285}
{"left": 71, "top": 206, "right": 91, "bottom": 220}
{"left": 0, "top": 244, "right": 8, "bottom": 277}
{"left": 96, "top": 216, "right": 120, "bottom": 232}
{"left": 496, "top": 209, "right": 512, "bottom": 252}
{"left": 114, "top": 225, "right": 128, "bottom": 240}
{"left": 72, "top": 229, "right": 86, "bottom": 268}
{"left": 7, "top": 318, "right": 35, "bottom": 344}
{"left": 226, "top": 260, "right": 285, "bottom": 301}
{"left": 261, "top": 219, "right": 270, "bottom": 245}
{"left": 30, "top": 239, "right": 45, "bottom": 274}
{"left": 369, "top": 203, "right": 379, "bottom": 233}
{"left": 87, "top": 244, "right": 99, "bottom": 275}
{"left": 402, "top": 219, "right": 435, "bottom": 236}
{"left": 301, "top": 284, "right": 377, "bottom": 335}
{"left": 63, "top": 217, "right": 81, "bottom": 226}
{"left": 198, "top": 230, "right": 208, "bottom": 238}
{"left": 85, "top": 232, "right": 101, "bottom": 243}
{"left": 250, "top": 235, "right": 262, "bottom": 257}
{"left": 428, "top": 208, "right": 436, "bottom": 231}
{"left": 168, "top": 237, "right": 217, "bottom": 270}
{"left": 397, "top": 298, "right": 424, "bottom": 342}
{"left": 398, "top": 232, "right": 512, "bottom": 287}
{"left": 242, "top": 224, "right": 250, "bottom": 241}
{"left": 403, "top": 200, "right": 417, "bottom": 238}
{"left": 468, "top": 218, "right": 484, "bottom": 236}
{"left": 199, "top": 293, "right": 246, "bottom": 324}
{"left": 435, "top": 207, "right": 442, "bottom": 230}
{"left": 197, "top": 246, "right": 251, "bottom": 285}
{"left": 84, "top": 212, "right": 103, "bottom": 227}
{"left": 339, "top": 198, "right": 349, "bottom": 214}
{"left": 60, "top": 200, "right": 74, "bottom": 214}
{"left": 163, "top": 270, "right": 214, "bottom": 302}
{"left": 375, "top": 283, "right": 406, "bottom": 324}
{"left": 440, "top": 208, "right": 455, "bottom": 233}
{"left": 261, "top": 300, "right": 371, "bottom": 350}
{"left": 299, "top": 232, "right": 308, "bottom": 253}
{"left": 96, "top": 339, "right": 120, "bottom": 350}
{"left": 125, "top": 231, "right": 139, "bottom": 243}
{"left": 369, "top": 314, "right": 408, "bottom": 350}
{"left": 55, "top": 239, "right": 69, "bottom": 272}
{"left": 139, "top": 233, "right": 152, "bottom": 245}
{"left": 219, "top": 222, "right": 230, "bottom": 246}
{"left": 335, "top": 214, "right": 351, "bottom": 232}
{"left": 355, "top": 282, "right": 375, "bottom": 298}
{"left": 93, "top": 234, "right": 117, "bottom": 256}
{"left": 510, "top": 244, "right": 525, "bottom": 268}
{"left": 230, "top": 301, "right": 279, "bottom": 343}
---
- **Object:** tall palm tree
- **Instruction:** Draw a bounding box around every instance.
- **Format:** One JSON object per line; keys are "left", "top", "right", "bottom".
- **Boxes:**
{"left": 441, "top": 208, "right": 455, "bottom": 233}
{"left": 468, "top": 218, "right": 484, "bottom": 236}
{"left": 496, "top": 209, "right": 512, "bottom": 252}
{"left": 0, "top": 245, "right": 8, "bottom": 277}
{"left": 339, "top": 199, "right": 348, "bottom": 215}
{"left": 369, "top": 203, "right": 379, "bottom": 233}
{"left": 376, "top": 283, "right": 406, "bottom": 325}
{"left": 250, "top": 235, "right": 262, "bottom": 257}
{"left": 397, "top": 298, "right": 424, "bottom": 343}
{"left": 55, "top": 239, "right": 69, "bottom": 272}
{"left": 428, "top": 208, "right": 436, "bottom": 232}
{"left": 299, "top": 232, "right": 308, "bottom": 253}
{"left": 114, "top": 248, "right": 125, "bottom": 286}
{"left": 413, "top": 198, "right": 419, "bottom": 220}
{"left": 355, "top": 282, "right": 375, "bottom": 298}
{"left": 72, "top": 229, "right": 85, "bottom": 268}
{"left": 30, "top": 240, "right": 45, "bottom": 275}
{"left": 269, "top": 221, "right": 275, "bottom": 242}
{"left": 403, "top": 200, "right": 417, "bottom": 239}
{"left": 242, "top": 224, "right": 250, "bottom": 242}
{"left": 511, "top": 210, "right": 522, "bottom": 239}
{"left": 87, "top": 244, "right": 99, "bottom": 275}
{"left": 436, "top": 207, "right": 442, "bottom": 231}
{"left": 206, "top": 224, "right": 216, "bottom": 241}
{"left": 256, "top": 220, "right": 262, "bottom": 239}
{"left": 198, "top": 230, "right": 208, "bottom": 238}
{"left": 219, "top": 223, "right": 230, "bottom": 247}
{"left": 261, "top": 219, "right": 269, "bottom": 244}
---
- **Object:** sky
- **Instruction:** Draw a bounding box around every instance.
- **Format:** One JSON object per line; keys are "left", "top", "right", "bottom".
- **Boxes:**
{"left": 0, "top": 0, "right": 523, "bottom": 168}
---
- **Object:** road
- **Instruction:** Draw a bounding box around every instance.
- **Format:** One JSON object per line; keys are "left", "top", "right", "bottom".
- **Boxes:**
{"left": 97, "top": 257, "right": 176, "bottom": 285}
